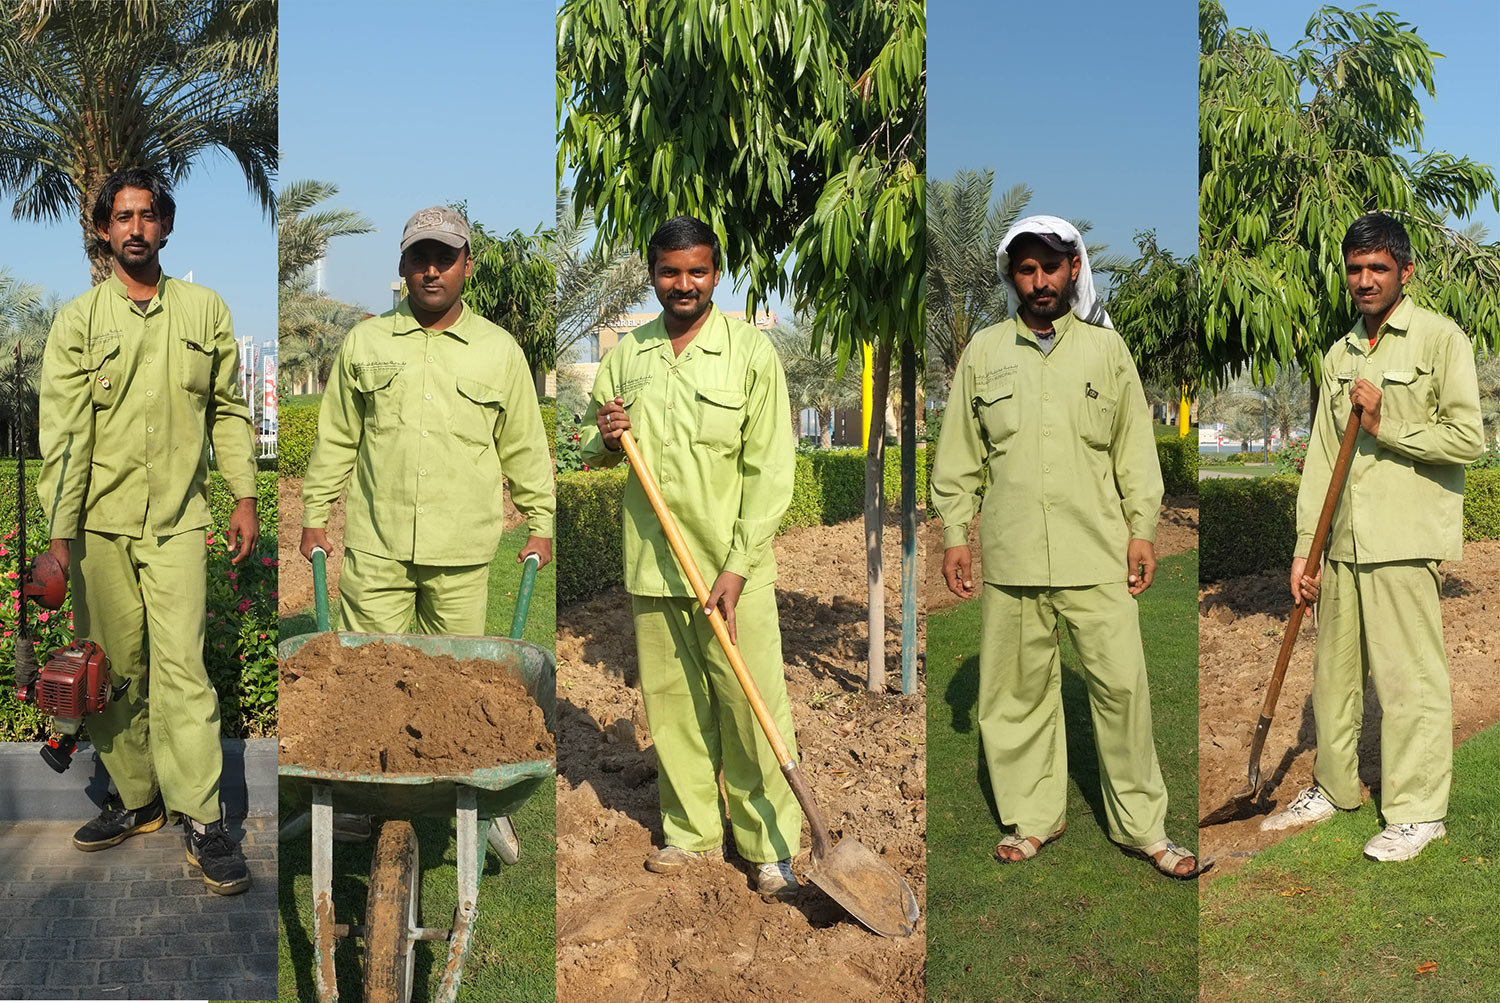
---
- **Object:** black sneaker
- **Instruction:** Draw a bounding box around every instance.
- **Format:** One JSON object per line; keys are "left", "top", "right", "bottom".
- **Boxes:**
{"left": 183, "top": 818, "right": 251, "bottom": 895}
{"left": 73, "top": 792, "right": 166, "bottom": 851}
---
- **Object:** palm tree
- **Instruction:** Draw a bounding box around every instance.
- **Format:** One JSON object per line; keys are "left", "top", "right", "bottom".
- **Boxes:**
{"left": 278, "top": 179, "right": 373, "bottom": 285}
{"left": 0, "top": 268, "right": 57, "bottom": 452}
{"left": 1228, "top": 365, "right": 1311, "bottom": 459}
{"left": 0, "top": 0, "right": 276, "bottom": 283}
{"left": 552, "top": 186, "right": 651, "bottom": 362}
{"left": 770, "top": 319, "right": 862, "bottom": 447}
{"left": 926, "top": 169, "right": 1128, "bottom": 393}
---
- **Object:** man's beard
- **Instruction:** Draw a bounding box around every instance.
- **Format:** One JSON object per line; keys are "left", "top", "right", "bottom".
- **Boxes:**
{"left": 1021, "top": 276, "right": 1076, "bottom": 323}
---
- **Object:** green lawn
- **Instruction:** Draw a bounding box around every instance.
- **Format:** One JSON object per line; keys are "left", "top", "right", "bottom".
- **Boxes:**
{"left": 277, "top": 523, "right": 557, "bottom": 1001}
{"left": 925, "top": 551, "right": 1201, "bottom": 1003}
{"left": 1200, "top": 723, "right": 1500, "bottom": 1002}
{"left": 1155, "top": 422, "right": 1196, "bottom": 440}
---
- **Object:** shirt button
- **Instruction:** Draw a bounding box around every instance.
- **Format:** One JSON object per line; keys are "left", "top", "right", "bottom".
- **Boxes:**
{"left": 1042, "top": 392, "right": 1050, "bottom": 401}
{"left": 667, "top": 401, "right": 675, "bottom": 409}
{"left": 145, "top": 356, "right": 153, "bottom": 364}
{"left": 417, "top": 506, "right": 424, "bottom": 513}
{"left": 427, "top": 356, "right": 435, "bottom": 363}
{"left": 146, "top": 390, "right": 153, "bottom": 397}
{"left": 1043, "top": 428, "right": 1050, "bottom": 437}
{"left": 145, "top": 462, "right": 152, "bottom": 469}
{"left": 425, "top": 393, "right": 432, "bottom": 400}
{"left": 422, "top": 430, "right": 429, "bottom": 437}
{"left": 663, "top": 441, "right": 671, "bottom": 447}
{"left": 147, "top": 426, "right": 154, "bottom": 433}
{"left": 419, "top": 468, "right": 427, "bottom": 476}
{"left": 1044, "top": 465, "right": 1050, "bottom": 473}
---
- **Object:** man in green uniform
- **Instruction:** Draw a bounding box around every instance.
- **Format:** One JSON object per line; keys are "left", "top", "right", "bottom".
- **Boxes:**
{"left": 38, "top": 167, "right": 258, "bottom": 894}
{"left": 931, "top": 215, "right": 1204, "bottom": 878}
{"left": 300, "top": 206, "right": 554, "bottom": 634}
{"left": 1263, "top": 213, "right": 1483, "bottom": 861}
{"left": 580, "top": 215, "right": 802, "bottom": 898}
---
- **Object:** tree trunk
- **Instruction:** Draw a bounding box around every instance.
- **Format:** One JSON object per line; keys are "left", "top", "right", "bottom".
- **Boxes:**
{"left": 533, "top": 363, "right": 546, "bottom": 400}
{"left": 899, "top": 340, "right": 917, "bottom": 695}
{"left": 864, "top": 338, "right": 892, "bottom": 693}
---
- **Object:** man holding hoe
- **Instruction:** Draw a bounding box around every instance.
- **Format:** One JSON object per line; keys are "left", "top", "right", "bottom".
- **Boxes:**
{"left": 1262, "top": 212, "right": 1483, "bottom": 862}
{"left": 931, "top": 214, "right": 1205, "bottom": 878}
{"left": 580, "top": 214, "right": 803, "bottom": 899}
{"left": 39, "top": 166, "right": 259, "bottom": 894}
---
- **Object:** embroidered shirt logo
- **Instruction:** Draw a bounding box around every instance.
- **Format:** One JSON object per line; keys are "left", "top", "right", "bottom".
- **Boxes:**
{"left": 618, "top": 375, "right": 653, "bottom": 396}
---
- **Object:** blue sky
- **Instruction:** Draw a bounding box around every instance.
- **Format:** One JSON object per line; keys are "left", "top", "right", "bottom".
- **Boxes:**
{"left": 1225, "top": 0, "right": 1500, "bottom": 237}
{"left": 0, "top": 151, "right": 276, "bottom": 349}
{"left": 928, "top": 1, "right": 1198, "bottom": 266}
{"left": 280, "top": 0, "right": 555, "bottom": 315}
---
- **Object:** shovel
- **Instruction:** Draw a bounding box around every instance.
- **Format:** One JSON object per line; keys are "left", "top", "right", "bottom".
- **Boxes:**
{"left": 1199, "top": 407, "right": 1363, "bottom": 827}
{"left": 617, "top": 428, "right": 920, "bottom": 938}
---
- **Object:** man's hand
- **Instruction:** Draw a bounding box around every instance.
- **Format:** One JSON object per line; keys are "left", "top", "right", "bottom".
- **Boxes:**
{"left": 943, "top": 545, "right": 976, "bottom": 599}
{"left": 518, "top": 535, "right": 552, "bottom": 569}
{"left": 704, "top": 570, "right": 746, "bottom": 644}
{"left": 226, "top": 498, "right": 259, "bottom": 565}
{"left": 1289, "top": 556, "right": 1323, "bottom": 607}
{"left": 300, "top": 526, "right": 331, "bottom": 562}
{"left": 47, "top": 539, "right": 70, "bottom": 577}
{"left": 1350, "top": 378, "right": 1382, "bottom": 437}
{"left": 596, "top": 397, "right": 631, "bottom": 451}
{"left": 1127, "top": 538, "right": 1156, "bottom": 596}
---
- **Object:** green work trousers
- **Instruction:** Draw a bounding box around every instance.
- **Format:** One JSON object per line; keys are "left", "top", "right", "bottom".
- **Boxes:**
{"left": 1312, "top": 559, "right": 1451, "bottom": 822}
{"left": 631, "top": 587, "right": 802, "bottom": 863}
{"left": 979, "top": 581, "right": 1168, "bottom": 847}
{"left": 73, "top": 529, "right": 220, "bottom": 823}
{"left": 339, "top": 548, "right": 490, "bottom": 635}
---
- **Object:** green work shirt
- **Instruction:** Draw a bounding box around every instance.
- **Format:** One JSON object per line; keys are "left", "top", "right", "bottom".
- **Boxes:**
{"left": 580, "top": 306, "right": 793, "bottom": 597}
{"left": 1296, "top": 296, "right": 1483, "bottom": 564}
{"left": 931, "top": 311, "right": 1162, "bottom": 587}
{"left": 38, "top": 273, "right": 257, "bottom": 540}
{"left": 302, "top": 300, "right": 555, "bottom": 567}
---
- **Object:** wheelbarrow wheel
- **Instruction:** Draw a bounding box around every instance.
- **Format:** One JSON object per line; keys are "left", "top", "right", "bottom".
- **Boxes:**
{"left": 487, "top": 815, "right": 520, "bottom": 865}
{"left": 363, "top": 820, "right": 420, "bottom": 1003}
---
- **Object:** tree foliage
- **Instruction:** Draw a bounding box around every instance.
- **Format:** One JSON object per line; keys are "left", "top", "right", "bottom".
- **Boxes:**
{"left": 464, "top": 222, "right": 557, "bottom": 387}
{"left": 277, "top": 178, "right": 373, "bottom": 285}
{"left": 551, "top": 186, "right": 650, "bottom": 363}
{"left": 1107, "top": 230, "right": 1201, "bottom": 393}
{"left": 770, "top": 316, "right": 861, "bottom": 448}
{"left": 276, "top": 179, "right": 370, "bottom": 395}
{"left": 1200, "top": 0, "right": 1500, "bottom": 387}
{"left": 0, "top": 0, "right": 277, "bottom": 282}
{"left": 0, "top": 267, "right": 55, "bottom": 442}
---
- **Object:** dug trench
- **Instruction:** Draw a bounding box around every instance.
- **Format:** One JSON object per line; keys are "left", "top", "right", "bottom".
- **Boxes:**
{"left": 1198, "top": 537, "right": 1500, "bottom": 882}
{"left": 556, "top": 512, "right": 925, "bottom": 1002}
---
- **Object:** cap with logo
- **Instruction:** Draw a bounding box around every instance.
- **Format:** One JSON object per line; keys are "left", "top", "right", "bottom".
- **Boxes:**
{"left": 400, "top": 206, "right": 470, "bottom": 252}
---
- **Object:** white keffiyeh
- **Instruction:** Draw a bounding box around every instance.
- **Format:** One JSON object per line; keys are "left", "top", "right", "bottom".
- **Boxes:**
{"left": 997, "top": 214, "right": 1113, "bottom": 329}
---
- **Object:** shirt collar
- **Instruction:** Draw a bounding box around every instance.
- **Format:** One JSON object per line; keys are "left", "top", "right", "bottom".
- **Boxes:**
{"left": 1344, "top": 294, "right": 1413, "bottom": 353}
{"left": 1013, "top": 309, "right": 1077, "bottom": 349}
{"left": 391, "top": 297, "right": 475, "bottom": 342}
{"left": 103, "top": 271, "right": 166, "bottom": 310}
{"left": 641, "top": 303, "right": 726, "bottom": 355}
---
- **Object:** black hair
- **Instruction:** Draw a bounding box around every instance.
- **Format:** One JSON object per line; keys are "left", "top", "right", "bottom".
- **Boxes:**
{"left": 92, "top": 167, "right": 177, "bottom": 231}
{"left": 646, "top": 215, "right": 721, "bottom": 273}
{"left": 1342, "top": 212, "right": 1411, "bottom": 269}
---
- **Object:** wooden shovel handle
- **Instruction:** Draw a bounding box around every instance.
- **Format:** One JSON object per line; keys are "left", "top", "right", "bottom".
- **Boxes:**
{"left": 1259, "top": 407, "right": 1363, "bottom": 717}
{"left": 617, "top": 429, "right": 796, "bottom": 769}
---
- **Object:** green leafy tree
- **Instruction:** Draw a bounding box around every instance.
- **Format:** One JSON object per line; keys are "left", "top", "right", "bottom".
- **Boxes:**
{"left": 277, "top": 179, "right": 374, "bottom": 285}
{"left": 552, "top": 186, "right": 651, "bottom": 364}
{"left": 0, "top": 0, "right": 277, "bottom": 283}
{"left": 1200, "top": 0, "right": 1500, "bottom": 389}
{"left": 464, "top": 222, "right": 557, "bottom": 396}
{"left": 1107, "top": 230, "right": 1200, "bottom": 433}
{"left": 770, "top": 318, "right": 861, "bottom": 448}
{"left": 0, "top": 268, "right": 55, "bottom": 451}
{"left": 559, "top": 0, "right": 924, "bottom": 690}
{"left": 1226, "top": 365, "right": 1311, "bottom": 461}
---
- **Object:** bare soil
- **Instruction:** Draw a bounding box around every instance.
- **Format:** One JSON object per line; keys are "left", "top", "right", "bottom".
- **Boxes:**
{"left": 1198, "top": 539, "right": 1500, "bottom": 882}
{"left": 923, "top": 495, "right": 1199, "bottom": 612}
{"left": 277, "top": 477, "right": 524, "bottom": 617}
{"left": 556, "top": 512, "right": 925, "bottom": 1002}
{"left": 278, "top": 633, "right": 553, "bottom": 773}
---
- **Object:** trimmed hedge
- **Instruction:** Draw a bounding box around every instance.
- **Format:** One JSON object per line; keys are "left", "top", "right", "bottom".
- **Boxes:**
{"left": 559, "top": 446, "right": 928, "bottom": 603}
{"left": 1202, "top": 469, "right": 1500, "bottom": 582}
{"left": 278, "top": 399, "right": 320, "bottom": 478}
{"left": 540, "top": 404, "right": 557, "bottom": 459}
{"left": 1156, "top": 435, "right": 1199, "bottom": 497}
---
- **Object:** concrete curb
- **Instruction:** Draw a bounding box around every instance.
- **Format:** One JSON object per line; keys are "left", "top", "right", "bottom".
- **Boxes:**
{"left": 0, "top": 736, "right": 277, "bottom": 821}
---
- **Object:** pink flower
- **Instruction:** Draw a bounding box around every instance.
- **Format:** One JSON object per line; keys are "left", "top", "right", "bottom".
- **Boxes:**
{"left": 231, "top": 584, "right": 238, "bottom": 592}
{"left": 206, "top": 536, "right": 215, "bottom": 545}
{"left": 258, "top": 633, "right": 267, "bottom": 639}
{"left": 270, "top": 591, "right": 278, "bottom": 600}
{"left": 261, "top": 557, "right": 276, "bottom": 566}
{"left": 237, "top": 599, "right": 251, "bottom": 613}
{"left": 2, "top": 630, "right": 10, "bottom": 638}
{"left": 0, "top": 548, "right": 9, "bottom": 556}
{"left": 5, "top": 573, "right": 16, "bottom": 580}
{"left": 227, "top": 571, "right": 237, "bottom": 580}
{"left": 38, "top": 612, "right": 48, "bottom": 623}
{"left": 8, "top": 590, "right": 16, "bottom": 599}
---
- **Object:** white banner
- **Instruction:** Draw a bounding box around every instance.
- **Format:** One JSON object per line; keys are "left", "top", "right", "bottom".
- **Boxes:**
{"left": 263, "top": 355, "right": 278, "bottom": 428}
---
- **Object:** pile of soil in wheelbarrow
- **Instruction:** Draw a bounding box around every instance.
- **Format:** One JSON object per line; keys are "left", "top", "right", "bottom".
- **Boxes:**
{"left": 279, "top": 633, "right": 554, "bottom": 774}
{"left": 555, "top": 513, "right": 926, "bottom": 1003}
{"left": 1198, "top": 538, "right": 1500, "bottom": 881}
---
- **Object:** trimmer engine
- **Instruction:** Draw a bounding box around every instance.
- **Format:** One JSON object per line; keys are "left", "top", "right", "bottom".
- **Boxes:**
{"left": 34, "top": 641, "right": 112, "bottom": 773}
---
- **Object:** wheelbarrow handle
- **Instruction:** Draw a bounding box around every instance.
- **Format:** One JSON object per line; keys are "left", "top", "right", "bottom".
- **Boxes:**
{"left": 310, "top": 546, "right": 331, "bottom": 633}
{"left": 509, "top": 553, "right": 541, "bottom": 640}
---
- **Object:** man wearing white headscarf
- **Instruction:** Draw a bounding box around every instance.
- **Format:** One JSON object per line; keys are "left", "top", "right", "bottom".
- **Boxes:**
{"left": 931, "top": 215, "right": 1207, "bottom": 878}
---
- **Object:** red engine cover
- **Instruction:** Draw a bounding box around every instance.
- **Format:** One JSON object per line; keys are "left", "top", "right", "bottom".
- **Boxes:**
{"left": 22, "top": 552, "right": 68, "bottom": 611}
{"left": 36, "top": 641, "right": 111, "bottom": 718}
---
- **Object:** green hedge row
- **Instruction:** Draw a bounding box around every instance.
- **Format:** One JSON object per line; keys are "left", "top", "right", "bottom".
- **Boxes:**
{"left": 558, "top": 446, "right": 928, "bottom": 604}
{"left": 278, "top": 399, "right": 320, "bottom": 478}
{"left": 1157, "top": 435, "right": 1199, "bottom": 497}
{"left": 540, "top": 404, "right": 557, "bottom": 459}
{"left": 1201, "top": 469, "right": 1500, "bottom": 582}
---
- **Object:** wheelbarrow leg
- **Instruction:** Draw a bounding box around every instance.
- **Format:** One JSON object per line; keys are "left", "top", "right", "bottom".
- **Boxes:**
{"left": 435, "top": 787, "right": 480, "bottom": 1003}
{"left": 311, "top": 785, "right": 340, "bottom": 1003}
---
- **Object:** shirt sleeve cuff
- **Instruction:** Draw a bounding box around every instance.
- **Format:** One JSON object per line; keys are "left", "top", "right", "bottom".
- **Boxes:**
{"left": 1374, "top": 418, "right": 1405, "bottom": 450}
{"left": 526, "top": 515, "right": 555, "bottom": 538}
{"left": 941, "top": 523, "right": 970, "bottom": 550}
{"left": 1292, "top": 534, "right": 1314, "bottom": 560}
{"left": 721, "top": 551, "right": 753, "bottom": 579}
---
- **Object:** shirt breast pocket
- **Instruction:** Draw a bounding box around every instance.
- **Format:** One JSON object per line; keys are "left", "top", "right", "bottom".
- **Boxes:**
{"left": 177, "top": 332, "right": 214, "bottom": 396}
{"left": 693, "top": 386, "right": 746, "bottom": 449}
{"left": 355, "top": 368, "right": 401, "bottom": 430}
{"left": 1381, "top": 364, "right": 1435, "bottom": 422}
{"left": 974, "top": 379, "right": 1018, "bottom": 452}
{"left": 86, "top": 340, "right": 122, "bottom": 410}
{"left": 453, "top": 378, "right": 505, "bottom": 448}
{"left": 1079, "top": 388, "right": 1118, "bottom": 449}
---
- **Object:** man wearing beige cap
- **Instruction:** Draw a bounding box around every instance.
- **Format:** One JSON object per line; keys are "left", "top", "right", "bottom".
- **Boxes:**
{"left": 300, "top": 206, "right": 555, "bottom": 635}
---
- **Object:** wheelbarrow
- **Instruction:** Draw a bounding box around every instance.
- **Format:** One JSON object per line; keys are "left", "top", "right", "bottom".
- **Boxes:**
{"left": 278, "top": 548, "right": 555, "bottom": 1003}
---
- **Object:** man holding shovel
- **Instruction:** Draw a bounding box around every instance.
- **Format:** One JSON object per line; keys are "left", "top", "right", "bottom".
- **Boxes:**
{"left": 1262, "top": 213, "right": 1483, "bottom": 861}
{"left": 580, "top": 214, "right": 803, "bottom": 899}
{"left": 931, "top": 215, "right": 1204, "bottom": 877}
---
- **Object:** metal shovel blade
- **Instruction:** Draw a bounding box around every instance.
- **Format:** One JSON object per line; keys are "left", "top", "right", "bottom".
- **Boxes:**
{"left": 806, "top": 837, "right": 920, "bottom": 938}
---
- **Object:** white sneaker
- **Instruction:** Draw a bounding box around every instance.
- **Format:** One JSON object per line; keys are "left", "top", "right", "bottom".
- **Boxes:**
{"left": 1364, "top": 821, "right": 1446, "bottom": 862}
{"left": 756, "top": 860, "right": 800, "bottom": 899}
{"left": 1260, "top": 786, "right": 1338, "bottom": 831}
